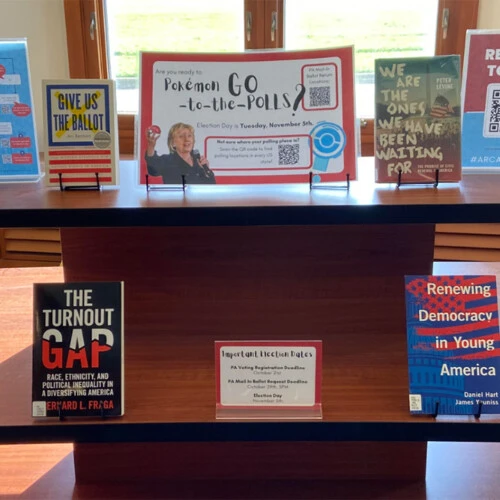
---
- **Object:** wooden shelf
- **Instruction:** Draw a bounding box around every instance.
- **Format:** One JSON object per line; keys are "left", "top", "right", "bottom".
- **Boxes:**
{"left": 2, "top": 162, "right": 500, "bottom": 485}
{"left": 2, "top": 323, "right": 500, "bottom": 443}
{"left": 1, "top": 159, "right": 500, "bottom": 226}
{"left": 2, "top": 242, "right": 500, "bottom": 446}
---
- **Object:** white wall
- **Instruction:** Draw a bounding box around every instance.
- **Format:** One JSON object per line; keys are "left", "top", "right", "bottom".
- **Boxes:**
{"left": 479, "top": 0, "right": 500, "bottom": 29}
{"left": 0, "top": 0, "right": 69, "bottom": 148}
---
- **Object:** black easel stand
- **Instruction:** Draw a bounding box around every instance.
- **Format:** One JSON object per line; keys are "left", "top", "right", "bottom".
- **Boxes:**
{"left": 397, "top": 169, "right": 439, "bottom": 188}
{"left": 58, "top": 172, "right": 101, "bottom": 191}
{"left": 57, "top": 405, "right": 108, "bottom": 420}
{"left": 309, "top": 172, "right": 350, "bottom": 191}
{"left": 432, "top": 400, "right": 484, "bottom": 419}
{"left": 474, "top": 401, "right": 483, "bottom": 420}
{"left": 432, "top": 401, "right": 440, "bottom": 419}
{"left": 146, "top": 174, "right": 186, "bottom": 192}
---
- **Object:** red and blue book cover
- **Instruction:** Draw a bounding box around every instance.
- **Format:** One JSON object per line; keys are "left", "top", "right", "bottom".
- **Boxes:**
{"left": 405, "top": 275, "right": 500, "bottom": 415}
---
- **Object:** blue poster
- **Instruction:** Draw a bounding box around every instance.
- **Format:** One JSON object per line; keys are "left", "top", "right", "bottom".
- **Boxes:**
{"left": 0, "top": 39, "right": 40, "bottom": 181}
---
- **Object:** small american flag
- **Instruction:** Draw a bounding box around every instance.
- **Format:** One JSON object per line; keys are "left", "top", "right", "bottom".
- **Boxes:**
{"left": 47, "top": 148, "right": 115, "bottom": 185}
{"left": 430, "top": 95, "right": 453, "bottom": 118}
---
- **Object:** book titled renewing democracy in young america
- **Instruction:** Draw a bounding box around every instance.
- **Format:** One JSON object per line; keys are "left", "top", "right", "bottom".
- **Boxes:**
{"left": 405, "top": 275, "right": 500, "bottom": 415}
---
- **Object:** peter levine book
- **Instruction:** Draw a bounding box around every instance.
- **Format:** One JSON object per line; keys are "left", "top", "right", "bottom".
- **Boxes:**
{"left": 42, "top": 79, "right": 119, "bottom": 186}
{"left": 375, "top": 56, "right": 461, "bottom": 183}
{"left": 405, "top": 275, "right": 500, "bottom": 415}
{"left": 32, "top": 282, "right": 124, "bottom": 417}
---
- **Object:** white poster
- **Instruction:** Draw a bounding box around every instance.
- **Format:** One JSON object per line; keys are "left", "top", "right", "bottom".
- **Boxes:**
{"left": 139, "top": 49, "right": 356, "bottom": 185}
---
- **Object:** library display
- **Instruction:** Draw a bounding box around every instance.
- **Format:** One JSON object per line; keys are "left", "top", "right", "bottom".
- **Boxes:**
{"left": 0, "top": 39, "right": 40, "bottom": 182}
{"left": 138, "top": 47, "right": 356, "bottom": 185}
{"left": 462, "top": 29, "right": 500, "bottom": 170}
{"left": 3, "top": 22, "right": 500, "bottom": 488}
{"left": 405, "top": 275, "right": 500, "bottom": 415}
{"left": 2, "top": 131, "right": 500, "bottom": 485}
{"left": 42, "top": 79, "right": 119, "bottom": 186}
{"left": 32, "top": 282, "right": 125, "bottom": 417}
{"left": 375, "top": 55, "right": 461, "bottom": 183}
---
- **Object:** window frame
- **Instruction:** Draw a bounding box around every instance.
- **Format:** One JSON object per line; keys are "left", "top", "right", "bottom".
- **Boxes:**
{"left": 64, "top": 0, "right": 478, "bottom": 155}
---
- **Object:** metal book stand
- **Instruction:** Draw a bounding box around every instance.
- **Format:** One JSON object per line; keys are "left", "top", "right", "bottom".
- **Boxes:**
{"left": 309, "top": 172, "right": 350, "bottom": 191}
{"left": 397, "top": 169, "right": 440, "bottom": 188}
{"left": 58, "top": 172, "right": 101, "bottom": 191}
{"left": 145, "top": 174, "right": 186, "bottom": 192}
{"left": 432, "top": 400, "right": 483, "bottom": 420}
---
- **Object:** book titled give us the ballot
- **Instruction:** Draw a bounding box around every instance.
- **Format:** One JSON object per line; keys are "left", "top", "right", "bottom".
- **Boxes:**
{"left": 405, "top": 275, "right": 500, "bottom": 415}
{"left": 42, "top": 79, "right": 119, "bottom": 186}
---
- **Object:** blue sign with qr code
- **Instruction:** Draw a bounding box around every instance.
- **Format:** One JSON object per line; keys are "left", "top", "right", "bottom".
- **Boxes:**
{"left": 462, "top": 112, "right": 500, "bottom": 168}
{"left": 0, "top": 39, "right": 40, "bottom": 182}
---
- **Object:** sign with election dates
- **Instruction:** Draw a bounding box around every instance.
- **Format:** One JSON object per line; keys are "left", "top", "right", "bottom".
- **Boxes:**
{"left": 215, "top": 340, "right": 322, "bottom": 418}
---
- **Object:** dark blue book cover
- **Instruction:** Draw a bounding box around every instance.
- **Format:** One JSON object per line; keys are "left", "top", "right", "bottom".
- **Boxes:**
{"left": 405, "top": 275, "right": 500, "bottom": 415}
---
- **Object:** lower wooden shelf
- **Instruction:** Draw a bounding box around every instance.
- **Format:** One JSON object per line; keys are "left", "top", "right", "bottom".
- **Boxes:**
{"left": 2, "top": 226, "right": 499, "bottom": 485}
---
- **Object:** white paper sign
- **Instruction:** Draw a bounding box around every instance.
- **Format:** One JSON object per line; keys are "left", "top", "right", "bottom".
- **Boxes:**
{"left": 139, "top": 49, "right": 356, "bottom": 185}
{"left": 216, "top": 341, "right": 322, "bottom": 409}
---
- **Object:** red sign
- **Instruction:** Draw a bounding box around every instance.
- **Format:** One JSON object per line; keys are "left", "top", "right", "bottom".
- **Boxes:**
{"left": 12, "top": 102, "right": 32, "bottom": 117}
{"left": 12, "top": 153, "right": 33, "bottom": 164}
{"left": 10, "top": 137, "right": 31, "bottom": 148}
{"left": 463, "top": 33, "right": 500, "bottom": 112}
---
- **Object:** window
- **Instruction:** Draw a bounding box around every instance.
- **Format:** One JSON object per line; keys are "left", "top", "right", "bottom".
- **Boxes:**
{"left": 64, "top": 0, "right": 479, "bottom": 155}
{"left": 285, "top": 0, "right": 439, "bottom": 117}
{"left": 106, "top": 0, "right": 245, "bottom": 113}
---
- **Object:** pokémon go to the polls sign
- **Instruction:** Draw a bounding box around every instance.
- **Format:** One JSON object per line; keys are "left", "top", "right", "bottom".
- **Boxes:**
{"left": 139, "top": 48, "right": 356, "bottom": 185}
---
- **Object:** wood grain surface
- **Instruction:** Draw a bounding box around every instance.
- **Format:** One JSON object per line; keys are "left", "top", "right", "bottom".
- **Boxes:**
{"left": 60, "top": 222, "right": 433, "bottom": 482}
{"left": 55, "top": 223, "right": 435, "bottom": 425}
{"left": 3, "top": 265, "right": 500, "bottom": 496}
{"left": 1, "top": 159, "right": 500, "bottom": 219}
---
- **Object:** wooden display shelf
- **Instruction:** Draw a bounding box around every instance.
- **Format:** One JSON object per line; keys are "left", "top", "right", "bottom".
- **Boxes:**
{"left": 1, "top": 159, "right": 500, "bottom": 227}
{"left": 2, "top": 160, "right": 500, "bottom": 487}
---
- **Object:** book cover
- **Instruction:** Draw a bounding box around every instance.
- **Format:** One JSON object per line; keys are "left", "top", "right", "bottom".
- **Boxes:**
{"left": 42, "top": 79, "right": 119, "bottom": 186}
{"left": 405, "top": 275, "right": 500, "bottom": 415}
{"left": 375, "top": 56, "right": 461, "bottom": 183}
{"left": 0, "top": 39, "right": 40, "bottom": 182}
{"left": 462, "top": 30, "right": 500, "bottom": 170}
{"left": 138, "top": 48, "right": 356, "bottom": 185}
{"left": 32, "top": 282, "right": 124, "bottom": 417}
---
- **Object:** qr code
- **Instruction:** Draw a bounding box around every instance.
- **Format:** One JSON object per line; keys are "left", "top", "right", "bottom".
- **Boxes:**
{"left": 1, "top": 105, "right": 10, "bottom": 114}
{"left": 1, "top": 139, "right": 9, "bottom": 148}
{"left": 489, "top": 90, "right": 500, "bottom": 130}
{"left": 32, "top": 401, "right": 47, "bottom": 417}
{"left": 484, "top": 84, "right": 500, "bottom": 137}
{"left": 409, "top": 394, "right": 422, "bottom": 412}
{"left": 2, "top": 154, "right": 12, "bottom": 164}
{"left": 278, "top": 144, "right": 300, "bottom": 165}
{"left": 309, "top": 86, "right": 331, "bottom": 108}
